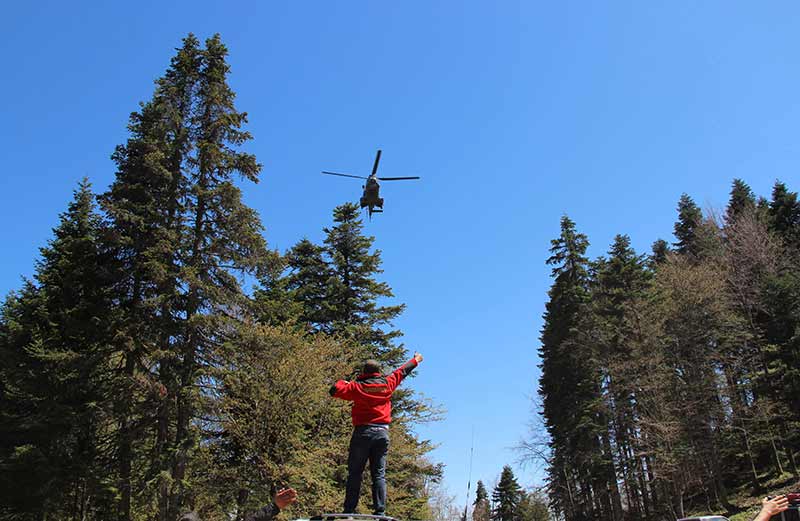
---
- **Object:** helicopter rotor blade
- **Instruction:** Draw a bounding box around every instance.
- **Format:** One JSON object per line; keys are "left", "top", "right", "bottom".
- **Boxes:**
{"left": 377, "top": 176, "right": 421, "bottom": 181}
{"left": 321, "top": 171, "right": 369, "bottom": 180}
{"left": 371, "top": 150, "right": 382, "bottom": 177}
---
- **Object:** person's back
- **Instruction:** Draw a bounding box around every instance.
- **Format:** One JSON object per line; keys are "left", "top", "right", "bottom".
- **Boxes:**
{"left": 330, "top": 356, "right": 419, "bottom": 426}
{"left": 330, "top": 353, "right": 423, "bottom": 515}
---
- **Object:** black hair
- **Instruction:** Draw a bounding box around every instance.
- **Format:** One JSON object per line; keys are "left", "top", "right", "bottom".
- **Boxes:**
{"left": 362, "top": 359, "right": 382, "bottom": 374}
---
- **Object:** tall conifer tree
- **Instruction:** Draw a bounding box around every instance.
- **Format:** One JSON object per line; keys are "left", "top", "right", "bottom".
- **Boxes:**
{"left": 322, "top": 203, "right": 406, "bottom": 366}
{"left": 492, "top": 466, "right": 522, "bottom": 521}
{"left": 673, "top": 193, "right": 703, "bottom": 256}
{"left": 473, "top": 480, "right": 491, "bottom": 521}
{"left": 726, "top": 179, "right": 756, "bottom": 224}
{"left": 0, "top": 180, "right": 116, "bottom": 519}
{"left": 538, "top": 215, "right": 595, "bottom": 520}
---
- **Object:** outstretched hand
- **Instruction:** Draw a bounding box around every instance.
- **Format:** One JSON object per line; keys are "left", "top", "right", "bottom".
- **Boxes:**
{"left": 274, "top": 488, "right": 298, "bottom": 510}
{"left": 414, "top": 352, "right": 423, "bottom": 363}
{"left": 755, "top": 496, "right": 789, "bottom": 521}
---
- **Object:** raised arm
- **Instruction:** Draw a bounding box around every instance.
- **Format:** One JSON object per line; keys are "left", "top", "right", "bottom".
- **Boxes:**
{"left": 329, "top": 378, "right": 357, "bottom": 400}
{"left": 386, "top": 353, "right": 423, "bottom": 392}
{"left": 244, "top": 488, "right": 297, "bottom": 521}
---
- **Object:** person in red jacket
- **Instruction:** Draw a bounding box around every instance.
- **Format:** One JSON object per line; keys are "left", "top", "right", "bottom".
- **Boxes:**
{"left": 330, "top": 352, "right": 424, "bottom": 516}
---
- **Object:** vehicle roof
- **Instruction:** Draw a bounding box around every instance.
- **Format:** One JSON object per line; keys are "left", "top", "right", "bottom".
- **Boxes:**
{"left": 309, "top": 514, "right": 401, "bottom": 521}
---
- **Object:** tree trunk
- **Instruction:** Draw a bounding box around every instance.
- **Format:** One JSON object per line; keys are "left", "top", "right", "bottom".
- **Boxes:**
{"left": 118, "top": 351, "right": 135, "bottom": 521}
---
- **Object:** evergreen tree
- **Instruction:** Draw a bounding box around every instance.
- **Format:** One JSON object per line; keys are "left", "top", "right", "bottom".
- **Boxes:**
{"left": 591, "top": 235, "right": 651, "bottom": 520}
{"left": 492, "top": 466, "right": 522, "bottom": 521}
{"left": 322, "top": 203, "right": 406, "bottom": 366}
{"left": 0, "top": 180, "right": 117, "bottom": 520}
{"left": 650, "top": 238, "right": 670, "bottom": 266}
{"left": 726, "top": 179, "right": 756, "bottom": 224}
{"left": 537, "top": 215, "right": 594, "bottom": 520}
{"left": 768, "top": 181, "right": 799, "bottom": 247}
{"left": 673, "top": 193, "right": 703, "bottom": 256}
{"left": 166, "top": 33, "right": 268, "bottom": 520}
{"left": 100, "top": 35, "right": 202, "bottom": 521}
{"left": 473, "top": 480, "right": 491, "bottom": 521}
{"left": 100, "top": 33, "right": 269, "bottom": 520}
{"left": 285, "top": 238, "right": 333, "bottom": 329}
{"left": 528, "top": 180, "right": 800, "bottom": 521}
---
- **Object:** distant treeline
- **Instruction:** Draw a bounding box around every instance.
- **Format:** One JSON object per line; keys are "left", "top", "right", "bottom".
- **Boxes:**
{"left": 533, "top": 179, "right": 800, "bottom": 520}
{"left": 470, "top": 467, "right": 549, "bottom": 521}
{"left": 0, "top": 34, "right": 439, "bottom": 521}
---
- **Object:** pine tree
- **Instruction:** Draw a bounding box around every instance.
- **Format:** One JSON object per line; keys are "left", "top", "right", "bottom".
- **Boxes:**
{"left": 726, "top": 179, "right": 756, "bottom": 224}
{"left": 322, "top": 203, "right": 406, "bottom": 366}
{"left": 591, "top": 235, "right": 651, "bottom": 520}
{"left": 768, "top": 181, "right": 799, "bottom": 247}
{"left": 166, "top": 33, "right": 268, "bottom": 519}
{"left": 492, "top": 466, "right": 522, "bottom": 521}
{"left": 650, "top": 239, "right": 670, "bottom": 266}
{"left": 285, "top": 238, "right": 333, "bottom": 329}
{"left": 673, "top": 193, "right": 703, "bottom": 256}
{"left": 0, "top": 180, "right": 117, "bottom": 519}
{"left": 537, "top": 215, "right": 594, "bottom": 520}
{"left": 473, "top": 480, "right": 491, "bottom": 521}
{"left": 100, "top": 34, "right": 202, "bottom": 521}
{"left": 100, "top": 33, "right": 269, "bottom": 520}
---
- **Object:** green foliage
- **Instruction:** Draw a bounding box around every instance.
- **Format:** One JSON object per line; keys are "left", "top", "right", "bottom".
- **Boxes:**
{"left": 727, "top": 179, "right": 756, "bottom": 224}
{"left": 0, "top": 180, "right": 118, "bottom": 520}
{"left": 491, "top": 466, "right": 522, "bottom": 521}
{"left": 673, "top": 193, "right": 704, "bottom": 256}
{"left": 768, "top": 181, "right": 799, "bottom": 246}
{"left": 517, "top": 490, "right": 550, "bottom": 521}
{"left": 531, "top": 181, "right": 800, "bottom": 521}
{"left": 1, "top": 34, "right": 440, "bottom": 521}
{"left": 473, "top": 481, "right": 491, "bottom": 521}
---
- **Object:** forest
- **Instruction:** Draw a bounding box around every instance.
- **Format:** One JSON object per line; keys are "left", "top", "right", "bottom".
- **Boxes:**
{"left": 533, "top": 179, "right": 800, "bottom": 521}
{"left": 3, "top": 32, "right": 800, "bottom": 521}
{"left": 0, "top": 35, "right": 440, "bottom": 521}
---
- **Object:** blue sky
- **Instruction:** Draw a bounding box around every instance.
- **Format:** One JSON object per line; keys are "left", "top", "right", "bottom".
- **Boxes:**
{"left": 2, "top": 0, "right": 800, "bottom": 511}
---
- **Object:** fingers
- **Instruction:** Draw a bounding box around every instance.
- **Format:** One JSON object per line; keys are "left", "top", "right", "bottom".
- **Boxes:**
{"left": 277, "top": 488, "right": 297, "bottom": 498}
{"left": 765, "top": 495, "right": 789, "bottom": 514}
{"left": 275, "top": 488, "right": 298, "bottom": 509}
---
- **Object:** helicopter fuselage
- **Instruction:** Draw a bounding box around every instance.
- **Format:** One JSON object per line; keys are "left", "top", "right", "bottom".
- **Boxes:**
{"left": 360, "top": 176, "right": 384, "bottom": 214}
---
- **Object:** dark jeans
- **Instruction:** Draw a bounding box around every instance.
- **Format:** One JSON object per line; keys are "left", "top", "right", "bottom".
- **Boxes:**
{"left": 344, "top": 425, "right": 390, "bottom": 515}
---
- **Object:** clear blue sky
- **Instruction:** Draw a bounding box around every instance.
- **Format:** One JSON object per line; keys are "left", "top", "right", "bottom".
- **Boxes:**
{"left": 2, "top": 0, "right": 800, "bottom": 510}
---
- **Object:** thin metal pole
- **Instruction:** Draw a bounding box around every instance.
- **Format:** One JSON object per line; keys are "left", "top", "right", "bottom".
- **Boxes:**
{"left": 463, "top": 428, "right": 475, "bottom": 521}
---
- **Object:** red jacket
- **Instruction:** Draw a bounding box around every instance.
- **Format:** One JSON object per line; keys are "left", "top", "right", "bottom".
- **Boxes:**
{"left": 330, "top": 358, "right": 419, "bottom": 425}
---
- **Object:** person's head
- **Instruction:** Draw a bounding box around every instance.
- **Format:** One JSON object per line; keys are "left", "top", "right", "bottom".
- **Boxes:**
{"left": 362, "top": 359, "right": 382, "bottom": 374}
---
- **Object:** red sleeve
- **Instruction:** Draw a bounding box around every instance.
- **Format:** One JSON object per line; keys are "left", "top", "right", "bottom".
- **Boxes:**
{"left": 330, "top": 379, "right": 358, "bottom": 401}
{"left": 386, "top": 358, "right": 418, "bottom": 392}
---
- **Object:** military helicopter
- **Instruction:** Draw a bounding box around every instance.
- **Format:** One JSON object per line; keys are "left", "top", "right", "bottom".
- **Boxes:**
{"left": 322, "top": 150, "right": 420, "bottom": 218}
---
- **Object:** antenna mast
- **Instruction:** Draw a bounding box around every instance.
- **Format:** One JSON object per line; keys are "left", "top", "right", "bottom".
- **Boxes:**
{"left": 463, "top": 428, "right": 475, "bottom": 521}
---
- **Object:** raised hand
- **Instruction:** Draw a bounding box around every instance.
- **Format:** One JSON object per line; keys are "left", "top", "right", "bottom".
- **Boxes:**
{"left": 755, "top": 495, "right": 790, "bottom": 521}
{"left": 274, "top": 488, "right": 298, "bottom": 510}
